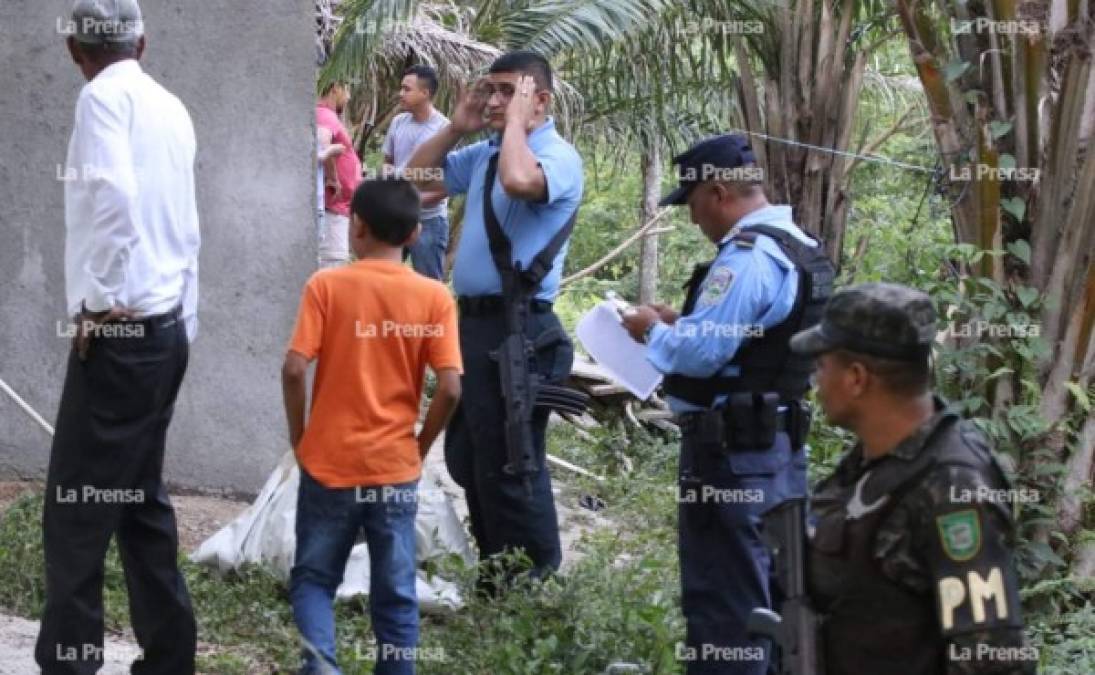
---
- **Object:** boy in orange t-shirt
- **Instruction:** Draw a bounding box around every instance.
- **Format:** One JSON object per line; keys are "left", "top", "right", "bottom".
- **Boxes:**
{"left": 281, "top": 178, "right": 462, "bottom": 675}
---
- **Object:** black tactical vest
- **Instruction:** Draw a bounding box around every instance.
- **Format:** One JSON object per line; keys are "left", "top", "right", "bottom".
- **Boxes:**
{"left": 807, "top": 412, "right": 1019, "bottom": 674}
{"left": 663, "top": 224, "right": 835, "bottom": 406}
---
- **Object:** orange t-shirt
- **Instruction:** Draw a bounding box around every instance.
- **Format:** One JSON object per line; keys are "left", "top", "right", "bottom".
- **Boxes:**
{"left": 288, "top": 259, "right": 463, "bottom": 488}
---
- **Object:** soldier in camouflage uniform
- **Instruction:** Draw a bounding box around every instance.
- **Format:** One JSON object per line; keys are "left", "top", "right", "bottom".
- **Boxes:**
{"left": 789, "top": 282, "right": 1036, "bottom": 674}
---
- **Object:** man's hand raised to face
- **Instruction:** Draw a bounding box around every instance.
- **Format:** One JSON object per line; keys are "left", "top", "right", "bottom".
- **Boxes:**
{"left": 449, "top": 78, "right": 490, "bottom": 136}
{"left": 504, "top": 75, "right": 539, "bottom": 134}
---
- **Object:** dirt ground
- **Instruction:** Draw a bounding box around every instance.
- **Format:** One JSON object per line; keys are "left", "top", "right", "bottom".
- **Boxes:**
{"left": 0, "top": 481, "right": 248, "bottom": 554}
{"left": 0, "top": 481, "right": 249, "bottom": 673}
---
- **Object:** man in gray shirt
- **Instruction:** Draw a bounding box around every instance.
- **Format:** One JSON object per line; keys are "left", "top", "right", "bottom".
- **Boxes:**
{"left": 383, "top": 65, "right": 450, "bottom": 279}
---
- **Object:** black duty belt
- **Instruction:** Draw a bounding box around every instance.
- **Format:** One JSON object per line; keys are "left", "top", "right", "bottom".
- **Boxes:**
{"left": 677, "top": 407, "right": 792, "bottom": 437}
{"left": 458, "top": 295, "right": 553, "bottom": 317}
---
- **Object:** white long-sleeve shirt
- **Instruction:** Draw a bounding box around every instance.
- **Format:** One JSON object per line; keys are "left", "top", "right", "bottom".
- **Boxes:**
{"left": 64, "top": 59, "right": 200, "bottom": 341}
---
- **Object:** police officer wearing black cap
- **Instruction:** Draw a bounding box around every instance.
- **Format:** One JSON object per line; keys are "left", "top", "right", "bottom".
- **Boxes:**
{"left": 622, "top": 134, "right": 835, "bottom": 674}
{"left": 789, "top": 282, "right": 1034, "bottom": 674}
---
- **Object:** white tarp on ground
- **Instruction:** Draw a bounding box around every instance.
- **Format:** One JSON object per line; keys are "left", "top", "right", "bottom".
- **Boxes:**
{"left": 190, "top": 452, "right": 471, "bottom": 611}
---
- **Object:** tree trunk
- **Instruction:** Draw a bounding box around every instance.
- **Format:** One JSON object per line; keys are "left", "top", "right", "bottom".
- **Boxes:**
{"left": 638, "top": 142, "right": 662, "bottom": 305}
{"left": 732, "top": 0, "right": 869, "bottom": 268}
{"left": 896, "top": 0, "right": 1095, "bottom": 574}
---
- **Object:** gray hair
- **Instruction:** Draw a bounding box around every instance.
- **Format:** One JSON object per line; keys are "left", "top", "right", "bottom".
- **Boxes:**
{"left": 70, "top": 0, "right": 144, "bottom": 46}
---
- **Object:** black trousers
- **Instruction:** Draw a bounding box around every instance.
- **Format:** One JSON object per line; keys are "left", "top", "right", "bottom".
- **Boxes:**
{"left": 443, "top": 308, "right": 571, "bottom": 586}
{"left": 35, "top": 313, "right": 196, "bottom": 675}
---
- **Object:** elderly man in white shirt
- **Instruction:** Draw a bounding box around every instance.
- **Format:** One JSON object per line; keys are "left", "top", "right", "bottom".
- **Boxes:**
{"left": 37, "top": 1, "right": 199, "bottom": 672}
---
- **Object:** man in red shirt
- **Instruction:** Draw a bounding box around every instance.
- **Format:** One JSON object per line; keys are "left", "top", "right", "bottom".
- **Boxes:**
{"left": 316, "top": 81, "right": 362, "bottom": 267}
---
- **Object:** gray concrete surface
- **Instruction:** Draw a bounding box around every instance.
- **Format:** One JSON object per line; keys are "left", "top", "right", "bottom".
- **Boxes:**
{"left": 0, "top": 1, "right": 316, "bottom": 493}
{"left": 0, "top": 613, "right": 137, "bottom": 674}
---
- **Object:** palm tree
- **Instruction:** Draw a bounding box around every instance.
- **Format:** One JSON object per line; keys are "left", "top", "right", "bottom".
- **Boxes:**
{"left": 320, "top": 0, "right": 671, "bottom": 144}
{"left": 566, "top": 0, "right": 923, "bottom": 300}
{"left": 318, "top": 0, "right": 676, "bottom": 277}
{"left": 896, "top": 0, "right": 1095, "bottom": 578}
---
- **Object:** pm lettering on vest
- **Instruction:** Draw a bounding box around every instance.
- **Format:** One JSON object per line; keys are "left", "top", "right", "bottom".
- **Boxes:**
{"left": 938, "top": 567, "right": 1009, "bottom": 630}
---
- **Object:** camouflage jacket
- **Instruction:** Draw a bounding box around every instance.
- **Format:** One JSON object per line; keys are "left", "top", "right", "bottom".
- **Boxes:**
{"left": 807, "top": 399, "right": 1036, "bottom": 674}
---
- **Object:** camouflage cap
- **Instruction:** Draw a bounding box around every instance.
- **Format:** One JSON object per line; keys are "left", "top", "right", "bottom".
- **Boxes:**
{"left": 790, "top": 282, "right": 937, "bottom": 361}
{"left": 71, "top": 0, "right": 144, "bottom": 46}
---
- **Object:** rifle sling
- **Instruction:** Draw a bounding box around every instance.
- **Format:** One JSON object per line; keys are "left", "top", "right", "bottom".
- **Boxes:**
{"left": 482, "top": 152, "right": 578, "bottom": 306}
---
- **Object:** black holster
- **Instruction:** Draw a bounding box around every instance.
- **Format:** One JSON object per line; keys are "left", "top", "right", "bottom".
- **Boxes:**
{"left": 681, "top": 394, "right": 812, "bottom": 452}
{"left": 786, "top": 399, "right": 812, "bottom": 450}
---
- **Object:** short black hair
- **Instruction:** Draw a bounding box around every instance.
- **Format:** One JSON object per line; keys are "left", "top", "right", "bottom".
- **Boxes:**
{"left": 832, "top": 349, "right": 932, "bottom": 396}
{"left": 403, "top": 65, "right": 439, "bottom": 97}
{"left": 488, "top": 50, "right": 553, "bottom": 92}
{"left": 350, "top": 178, "right": 421, "bottom": 246}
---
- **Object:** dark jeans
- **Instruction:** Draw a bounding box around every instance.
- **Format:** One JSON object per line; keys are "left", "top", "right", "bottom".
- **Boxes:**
{"left": 36, "top": 313, "right": 196, "bottom": 675}
{"left": 290, "top": 471, "right": 419, "bottom": 675}
{"left": 407, "top": 214, "right": 448, "bottom": 280}
{"left": 678, "top": 430, "right": 807, "bottom": 675}
{"left": 443, "top": 308, "right": 571, "bottom": 586}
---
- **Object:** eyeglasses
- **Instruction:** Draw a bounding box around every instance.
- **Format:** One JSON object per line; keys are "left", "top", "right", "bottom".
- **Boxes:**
{"left": 475, "top": 83, "right": 544, "bottom": 99}
{"left": 477, "top": 84, "right": 516, "bottom": 98}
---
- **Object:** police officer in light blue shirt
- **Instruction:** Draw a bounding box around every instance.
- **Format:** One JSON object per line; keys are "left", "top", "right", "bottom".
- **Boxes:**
{"left": 405, "top": 51, "right": 582, "bottom": 589}
{"left": 622, "top": 134, "right": 835, "bottom": 674}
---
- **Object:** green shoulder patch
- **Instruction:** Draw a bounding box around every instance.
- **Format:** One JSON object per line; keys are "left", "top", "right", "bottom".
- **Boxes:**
{"left": 936, "top": 509, "right": 982, "bottom": 562}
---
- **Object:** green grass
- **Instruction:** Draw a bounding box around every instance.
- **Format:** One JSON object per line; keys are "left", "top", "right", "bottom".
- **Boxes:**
{"left": 1, "top": 421, "right": 1090, "bottom": 673}
{"left": 0, "top": 426, "right": 686, "bottom": 674}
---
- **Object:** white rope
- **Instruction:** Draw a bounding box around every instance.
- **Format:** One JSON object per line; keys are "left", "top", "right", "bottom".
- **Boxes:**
{"left": 727, "top": 127, "right": 936, "bottom": 174}
{"left": 0, "top": 376, "right": 55, "bottom": 437}
{"left": 546, "top": 453, "right": 606, "bottom": 482}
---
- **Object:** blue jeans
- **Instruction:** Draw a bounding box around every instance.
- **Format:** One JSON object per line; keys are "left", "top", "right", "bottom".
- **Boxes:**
{"left": 407, "top": 214, "right": 449, "bottom": 280}
{"left": 290, "top": 470, "right": 419, "bottom": 675}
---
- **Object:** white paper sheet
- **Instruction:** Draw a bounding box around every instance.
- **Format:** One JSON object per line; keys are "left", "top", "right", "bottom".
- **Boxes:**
{"left": 576, "top": 300, "right": 663, "bottom": 400}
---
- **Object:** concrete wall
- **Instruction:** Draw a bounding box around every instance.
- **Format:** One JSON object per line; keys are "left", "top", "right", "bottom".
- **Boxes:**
{"left": 0, "top": 0, "right": 316, "bottom": 494}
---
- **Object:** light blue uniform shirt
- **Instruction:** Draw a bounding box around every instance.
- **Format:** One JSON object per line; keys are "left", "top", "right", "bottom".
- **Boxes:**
{"left": 645, "top": 205, "right": 819, "bottom": 413}
{"left": 442, "top": 117, "right": 583, "bottom": 301}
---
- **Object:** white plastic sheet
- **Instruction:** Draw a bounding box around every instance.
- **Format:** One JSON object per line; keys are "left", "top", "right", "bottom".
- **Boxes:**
{"left": 190, "top": 452, "right": 471, "bottom": 611}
